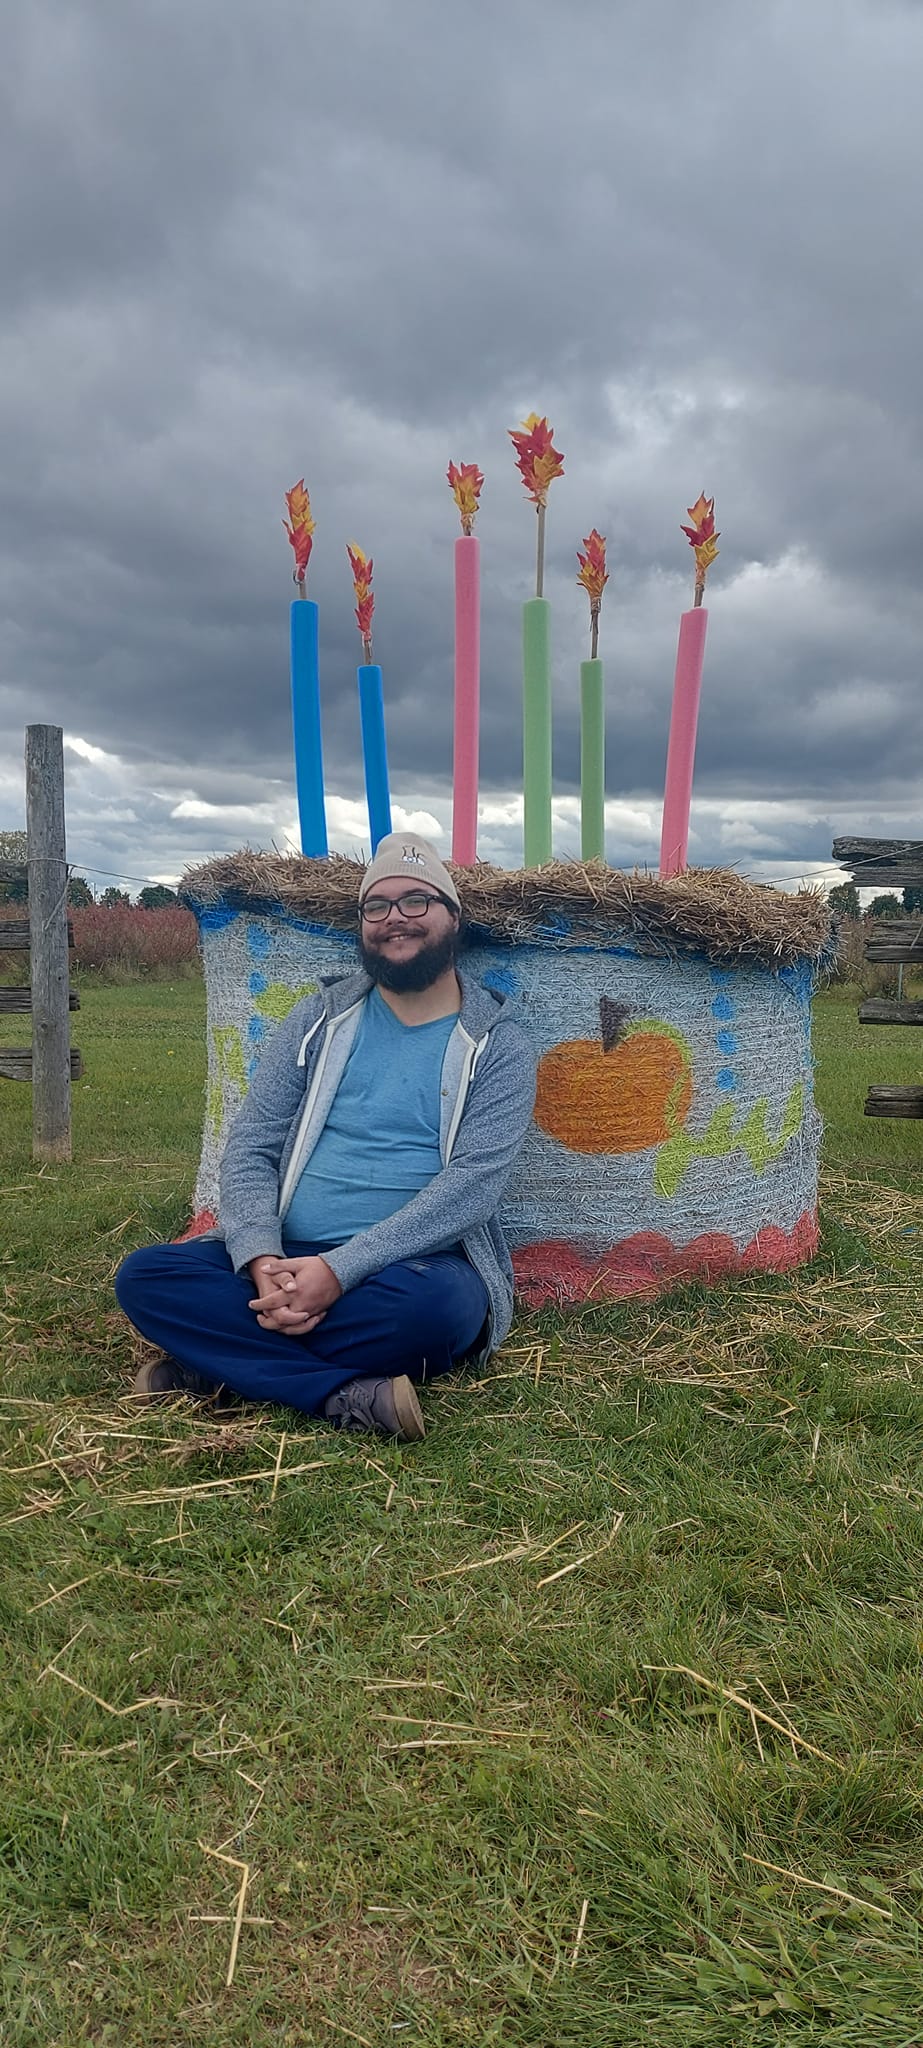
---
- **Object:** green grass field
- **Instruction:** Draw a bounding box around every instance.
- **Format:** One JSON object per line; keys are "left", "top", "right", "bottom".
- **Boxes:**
{"left": 3, "top": 983, "right": 923, "bottom": 2045}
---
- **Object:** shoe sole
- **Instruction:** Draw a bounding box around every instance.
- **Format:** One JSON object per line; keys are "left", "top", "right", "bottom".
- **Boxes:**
{"left": 390, "top": 1374, "right": 426, "bottom": 1442}
{"left": 131, "top": 1362, "right": 170, "bottom": 1399}
{"left": 130, "top": 1361, "right": 237, "bottom": 1414}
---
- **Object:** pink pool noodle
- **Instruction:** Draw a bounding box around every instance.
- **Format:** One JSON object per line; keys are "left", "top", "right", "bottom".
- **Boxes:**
{"left": 659, "top": 605, "right": 709, "bottom": 877}
{"left": 451, "top": 533, "right": 480, "bottom": 864}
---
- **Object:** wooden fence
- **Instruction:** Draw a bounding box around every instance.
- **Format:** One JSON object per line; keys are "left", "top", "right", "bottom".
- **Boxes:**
{"left": 832, "top": 835, "right": 923, "bottom": 1120}
{"left": 0, "top": 725, "right": 81, "bottom": 1160}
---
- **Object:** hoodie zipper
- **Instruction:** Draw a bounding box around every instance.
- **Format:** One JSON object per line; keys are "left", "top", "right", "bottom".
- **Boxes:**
{"left": 280, "top": 999, "right": 365, "bottom": 1213}
{"left": 296, "top": 1015, "right": 325, "bottom": 1067}
{"left": 444, "top": 1028, "right": 489, "bottom": 1162}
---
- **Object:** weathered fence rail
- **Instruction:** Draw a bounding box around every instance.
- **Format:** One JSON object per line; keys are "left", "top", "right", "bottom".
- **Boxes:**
{"left": 0, "top": 726, "right": 81, "bottom": 1159}
{"left": 833, "top": 836, "right": 923, "bottom": 1121}
{"left": 0, "top": 984, "right": 80, "bottom": 1012}
{"left": 863, "top": 922, "right": 923, "bottom": 963}
{"left": 0, "top": 918, "right": 75, "bottom": 955}
{"left": 858, "top": 1000, "right": 923, "bottom": 1026}
{"left": 865, "top": 1085, "right": 923, "bottom": 1119}
{"left": 831, "top": 836, "right": 923, "bottom": 889}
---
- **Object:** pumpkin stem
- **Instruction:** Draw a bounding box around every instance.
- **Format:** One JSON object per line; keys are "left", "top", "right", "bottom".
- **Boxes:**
{"left": 599, "top": 997, "right": 630, "bottom": 1052}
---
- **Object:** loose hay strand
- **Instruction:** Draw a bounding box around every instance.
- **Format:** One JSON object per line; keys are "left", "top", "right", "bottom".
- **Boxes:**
{"left": 199, "top": 1843, "right": 252, "bottom": 1987}
{"left": 123, "top": 1456, "right": 333, "bottom": 1505}
{"left": 269, "top": 1430, "right": 287, "bottom": 1502}
{"left": 571, "top": 1897, "right": 590, "bottom": 1966}
{"left": 741, "top": 1852, "right": 892, "bottom": 1919}
{"left": 535, "top": 1514, "right": 624, "bottom": 1586}
{"left": 644, "top": 1664, "right": 839, "bottom": 1766}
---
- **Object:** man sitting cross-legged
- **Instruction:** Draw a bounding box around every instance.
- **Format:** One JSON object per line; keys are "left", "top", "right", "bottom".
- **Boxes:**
{"left": 115, "top": 835, "right": 536, "bottom": 1441}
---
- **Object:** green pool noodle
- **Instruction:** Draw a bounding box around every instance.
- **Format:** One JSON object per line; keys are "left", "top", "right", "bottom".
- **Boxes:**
{"left": 580, "top": 657, "right": 605, "bottom": 861}
{"left": 523, "top": 597, "right": 552, "bottom": 866}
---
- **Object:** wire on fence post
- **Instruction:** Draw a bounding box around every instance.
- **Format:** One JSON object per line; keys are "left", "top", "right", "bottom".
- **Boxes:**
{"left": 26, "top": 724, "right": 72, "bottom": 1162}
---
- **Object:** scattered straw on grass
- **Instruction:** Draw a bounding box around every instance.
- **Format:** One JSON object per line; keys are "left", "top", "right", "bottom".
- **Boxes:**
{"left": 644, "top": 1664, "right": 840, "bottom": 1767}
{"left": 215, "top": 1769, "right": 266, "bottom": 1852}
{"left": 269, "top": 1430, "right": 287, "bottom": 1501}
{"left": 570, "top": 1898, "right": 590, "bottom": 1966}
{"left": 189, "top": 1913, "right": 272, "bottom": 1926}
{"left": 199, "top": 1843, "right": 252, "bottom": 1987}
{"left": 120, "top": 1456, "right": 334, "bottom": 1506}
{"left": 26, "top": 1570, "right": 108, "bottom": 1613}
{"left": 371, "top": 1715, "right": 532, "bottom": 1739}
{"left": 61, "top": 1739, "right": 138, "bottom": 1761}
{"left": 325, "top": 2022, "right": 375, "bottom": 2048}
{"left": 435, "top": 1519, "right": 588, "bottom": 1580}
{"left": 2, "top": 1489, "right": 66, "bottom": 1528}
{"left": 741, "top": 1852, "right": 892, "bottom": 1919}
{"left": 38, "top": 1622, "right": 192, "bottom": 1721}
{"left": 381, "top": 1736, "right": 528, "bottom": 1753}
{"left": 535, "top": 1514, "right": 624, "bottom": 1587}
{"left": 41, "top": 1659, "right": 188, "bottom": 1720}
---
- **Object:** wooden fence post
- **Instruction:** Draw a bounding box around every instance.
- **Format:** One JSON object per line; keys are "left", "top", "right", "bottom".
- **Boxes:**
{"left": 26, "top": 724, "right": 72, "bottom": 1161}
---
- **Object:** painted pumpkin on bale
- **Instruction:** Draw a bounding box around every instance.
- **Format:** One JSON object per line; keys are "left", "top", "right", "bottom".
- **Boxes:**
{"left": 534, "top": 998, "right": 693, "bottom": 1156}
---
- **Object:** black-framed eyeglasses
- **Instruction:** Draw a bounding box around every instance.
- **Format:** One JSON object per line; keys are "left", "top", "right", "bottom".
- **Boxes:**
{"left": 360, "top": 890, "right": 447, "bottom": 923}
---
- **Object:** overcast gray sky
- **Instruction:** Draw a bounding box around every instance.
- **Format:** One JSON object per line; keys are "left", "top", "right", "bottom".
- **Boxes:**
{"left": 2, "top": 0, "right": 922, "bottom": 891}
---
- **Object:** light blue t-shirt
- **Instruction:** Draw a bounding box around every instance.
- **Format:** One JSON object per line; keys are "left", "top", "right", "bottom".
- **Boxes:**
{"left": 283, "top": 988, "right": 458, "bottom": 1246}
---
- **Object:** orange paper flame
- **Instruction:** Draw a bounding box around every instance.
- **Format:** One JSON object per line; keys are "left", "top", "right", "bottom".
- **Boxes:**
{"left": 347, "top": 542, "right": 375, "bottom": 647}
{"left": 680, "top": 492, "right": 720, "bottom": 588}
{"left": 284, "top": 479, "right": 315, "bottom": 583}
{"left": 508, "top": 413, "right": 565, "bottom": 508}
{"left": 577, "top": 529, "right": 608, "bottom": 607}
{"left": 447, "top": 460, "right": 484, "bottom": 536}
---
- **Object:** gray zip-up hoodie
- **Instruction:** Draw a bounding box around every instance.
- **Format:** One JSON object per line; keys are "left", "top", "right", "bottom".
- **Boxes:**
{"left": 217, "top": 970, "right": 537, "bottom": 1354}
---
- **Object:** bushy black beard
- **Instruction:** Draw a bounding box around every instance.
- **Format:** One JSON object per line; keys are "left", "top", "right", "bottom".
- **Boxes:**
{"left": 359, "top": 926, "right": 460, "bottom": 993}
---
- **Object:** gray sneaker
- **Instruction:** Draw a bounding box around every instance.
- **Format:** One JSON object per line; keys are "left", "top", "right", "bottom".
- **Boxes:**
{"left": 131, "top": 1357, "right": 237, "bottom": 1410}
{"left": 324, "top": 1373, "right": 425, "bottom": 1442}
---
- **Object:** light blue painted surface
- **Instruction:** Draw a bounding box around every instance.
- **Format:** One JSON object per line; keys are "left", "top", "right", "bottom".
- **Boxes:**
{"left": 192, "top": 908, "right": 820, "bottom": 1258}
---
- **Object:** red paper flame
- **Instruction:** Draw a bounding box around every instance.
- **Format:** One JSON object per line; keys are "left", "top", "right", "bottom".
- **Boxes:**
{"left": 347, "top": 542, "right": 375, "bottom": 644}
{"left": 680, "top": 493, "right": 720, "bottom": 585}
{"left": 284, "top": 479, "right": 315, "bottom": 582}
{"left": 577, "top": 529, "right": 608, "bottom": 606}
{"left": 447, "top": 460, "right": 484, "bottom": 535}
{"left": 508, "top": 414, "right": 565, "bottom": 508}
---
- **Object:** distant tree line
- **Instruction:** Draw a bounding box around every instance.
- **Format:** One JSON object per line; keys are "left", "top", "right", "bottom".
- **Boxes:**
{"left": 0, "top": 831, "right": 177, "bottom": 909}
{"left": 827, "top": 883, "right": 920, "bottom": 920}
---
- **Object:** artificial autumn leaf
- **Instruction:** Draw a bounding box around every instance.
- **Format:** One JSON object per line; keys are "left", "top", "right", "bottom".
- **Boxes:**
{"left": 508, "top": 413, "right": 565, "bottom": 507}
{"left": 284, "top": 479, "right": 315, "bottom": 581}
{"left": 447, "top": 460, "right": 484, "bottom": 536}
{"left": 347, "top": 542, "right": 375, "bottom": 642}
{"left": 693, "top": 533, "right": 720, "bottom": 575}
{"left": 577, "top": 529, "right": 609, "bottom": 605}
{"left": 680, "top": 492, "right": 720, "bottom": 585}
{"left": 680, "top": 492, "right": 718, "bottom": 546}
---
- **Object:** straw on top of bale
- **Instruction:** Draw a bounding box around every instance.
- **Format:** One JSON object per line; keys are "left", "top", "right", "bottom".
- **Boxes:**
{"left": 180, "top": 853, "right": 834, "bottom": 971}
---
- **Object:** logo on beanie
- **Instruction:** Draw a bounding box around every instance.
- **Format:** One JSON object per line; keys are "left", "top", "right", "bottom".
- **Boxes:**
{"left": 401, "top": 845, "right": 427, "bottom": 866}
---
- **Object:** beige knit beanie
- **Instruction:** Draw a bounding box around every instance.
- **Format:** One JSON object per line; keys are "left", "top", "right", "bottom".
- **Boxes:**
{"left": 358, "top": 833, "right": 461, "bottom": 911}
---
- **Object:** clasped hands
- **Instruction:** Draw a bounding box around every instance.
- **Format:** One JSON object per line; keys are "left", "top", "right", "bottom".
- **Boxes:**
{"left": 247, "top": 1253, "right": 342, "bottom": 1337}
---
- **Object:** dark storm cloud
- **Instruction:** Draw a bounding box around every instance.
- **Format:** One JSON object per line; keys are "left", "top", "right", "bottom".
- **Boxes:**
{"left": 2, "top": 0, "right": 923, "bottom": 875}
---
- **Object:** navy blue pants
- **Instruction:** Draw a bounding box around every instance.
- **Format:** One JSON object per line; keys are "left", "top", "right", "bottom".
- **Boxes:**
{"left": 114, "top": 1237, "right": 490, "bottom": 1417}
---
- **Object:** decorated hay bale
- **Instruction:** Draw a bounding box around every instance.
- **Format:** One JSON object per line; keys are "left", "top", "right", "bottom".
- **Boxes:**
{"left": 181, "top": 854, "right": 834, "bottom": 1306}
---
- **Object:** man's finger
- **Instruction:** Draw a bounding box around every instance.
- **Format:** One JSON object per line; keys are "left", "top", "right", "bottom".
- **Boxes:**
{"left": 257, "top": 1310, "right": 323, "bottom": 1333}
{"left": 254, "top": 1310, "right": 323, "bottom": 1327}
